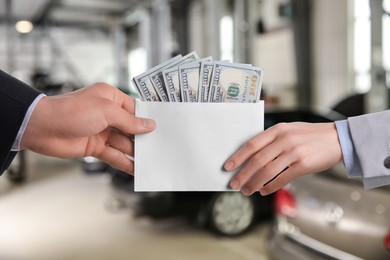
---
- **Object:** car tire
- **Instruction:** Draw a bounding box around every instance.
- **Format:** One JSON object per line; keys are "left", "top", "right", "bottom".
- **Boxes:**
{"left": 207, "top": 192, "right": 257, "bottom": 236}
{"left": 6, "top": 150, "right": 27, "bottom": 184}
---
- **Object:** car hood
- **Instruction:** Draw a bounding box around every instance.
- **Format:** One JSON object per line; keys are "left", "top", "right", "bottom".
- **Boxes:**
{"left": 282, "top": 167, "right": 390, "bottom": 259}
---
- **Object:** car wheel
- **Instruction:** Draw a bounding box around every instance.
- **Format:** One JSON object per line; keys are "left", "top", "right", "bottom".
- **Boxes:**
{"left": 6, "top": 151, "right": 27, "bottom": 184}
{"left": 208, "top": 192, "right": 257, "bottom": 236}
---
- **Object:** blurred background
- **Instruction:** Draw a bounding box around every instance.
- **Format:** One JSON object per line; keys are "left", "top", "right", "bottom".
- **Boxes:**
{"left": 0, "top": 0, "right": 390, "bottom": 259}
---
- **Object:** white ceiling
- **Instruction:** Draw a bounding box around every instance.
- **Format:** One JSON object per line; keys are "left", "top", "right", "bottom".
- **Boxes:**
{"left": 0, "top": 0, "right": 141, "bottom": 27}
{"left": 1, "top": 0, "right": 50, "bottom": 20}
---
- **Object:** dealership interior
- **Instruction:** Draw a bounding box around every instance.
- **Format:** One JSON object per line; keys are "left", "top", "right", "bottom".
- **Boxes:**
{"left": 1, "top": 0, "right": 390, "bottom": 259}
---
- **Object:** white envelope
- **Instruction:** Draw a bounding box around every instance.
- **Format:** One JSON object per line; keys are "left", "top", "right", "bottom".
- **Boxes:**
{"left": 135, "top": 99, "right": 264, "bottom": 191}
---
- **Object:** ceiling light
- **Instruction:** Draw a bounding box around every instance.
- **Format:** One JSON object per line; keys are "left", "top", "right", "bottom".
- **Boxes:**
{"left": 15, "top": 20, "right": 33, "bottom": 34}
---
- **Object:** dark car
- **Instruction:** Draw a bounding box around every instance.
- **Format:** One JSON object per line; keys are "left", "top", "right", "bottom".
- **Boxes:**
{"left": 267, "top": 163, "right": 390, "bottom": 260}
{"left": 106, "top": 108, "right": 345, "bottom": 237}
{"left": 110, "top": 170, "right": 273, "bottom": 236}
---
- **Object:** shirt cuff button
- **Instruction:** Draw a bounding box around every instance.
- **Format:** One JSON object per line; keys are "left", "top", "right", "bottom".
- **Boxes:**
{"left": 384, "top": 157, "right": 390, "bottom": 169}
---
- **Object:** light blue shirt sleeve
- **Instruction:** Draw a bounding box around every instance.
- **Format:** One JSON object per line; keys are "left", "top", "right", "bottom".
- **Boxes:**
{"left": 11, "top": 94, "right": 46, "bottom": 151}
{"left": 335, "top": 120, "right": 362, "bottom": 178}
{"left": 335, "top": 119, "right": 390, "bottom": 189}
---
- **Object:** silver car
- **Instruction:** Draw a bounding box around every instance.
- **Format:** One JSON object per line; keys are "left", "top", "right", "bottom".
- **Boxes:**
{"left": 267, "top": 163, "right": 390, "bottom": 260}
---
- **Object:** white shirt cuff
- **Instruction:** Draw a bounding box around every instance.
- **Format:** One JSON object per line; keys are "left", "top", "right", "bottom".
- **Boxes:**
{"left": 11, "top": 94, "right": 46, "bottom": 151}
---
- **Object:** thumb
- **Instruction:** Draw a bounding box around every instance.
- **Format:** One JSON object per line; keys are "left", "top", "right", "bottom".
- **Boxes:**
{"left": 104, "top": 102, "right": 156, "bottom": 135}
{"left": 132, "top": 116, "right": 156, "bottom": 134}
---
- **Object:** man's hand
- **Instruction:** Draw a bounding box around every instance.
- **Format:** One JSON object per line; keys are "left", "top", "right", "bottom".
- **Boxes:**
{"left": 21, "top": 83, "right": 156, "bottom": 174}
{"left": 224, "top": 122, "right": 342, "bottom": 196}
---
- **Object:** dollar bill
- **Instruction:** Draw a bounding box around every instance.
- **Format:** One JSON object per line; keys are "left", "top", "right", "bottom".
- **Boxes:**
{"left": 178, "top": 57, "right": 213, "bottom": 102}
{"left": 208, "top": 62, "right": 263, "bottom": 103}
{"left": 179, "top": 63, "right": 200, "bottom": 102}
{"left": 149, "top": 51, "right": 199, "bottom": 102}
{"left": 163, "top": 55, "right": 211, "bottom": 102}
{"left": 134, "top": 51, "right": 264, "bottom": 103}
{"left": 162, "top": 66, "right": 182, "bottom": 102}
{"left": 198, "top": 61, "right": 214, "bottom": 102}
{"left": 132, "top": 55, "right": 182, "bottom": 101}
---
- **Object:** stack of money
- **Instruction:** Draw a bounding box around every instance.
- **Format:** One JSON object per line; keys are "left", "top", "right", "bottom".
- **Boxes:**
{"left": 132, "top": 51, "right": 263, "bottom": 103}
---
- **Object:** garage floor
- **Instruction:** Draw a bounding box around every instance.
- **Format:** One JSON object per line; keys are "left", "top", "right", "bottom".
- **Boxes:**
{"left": 0, "top": 153, "right": 271, "bottom": 260}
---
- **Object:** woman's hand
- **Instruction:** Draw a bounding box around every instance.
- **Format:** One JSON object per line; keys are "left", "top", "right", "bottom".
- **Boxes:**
{"left": 224, "top": 122, "right": 342, "bottom": 196}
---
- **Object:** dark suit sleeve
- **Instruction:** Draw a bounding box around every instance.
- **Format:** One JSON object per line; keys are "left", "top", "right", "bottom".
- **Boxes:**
{"left": 0, "top": 70, "right": 41, "bottom": 175}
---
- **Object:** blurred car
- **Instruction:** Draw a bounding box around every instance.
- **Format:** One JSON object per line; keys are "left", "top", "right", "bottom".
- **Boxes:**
{"left": 267, "top": 164, "right": 390, "bottom": 259}
{"left": 110, "top": 170, "right": 273, "bottom": 236}
{"left": 106, "top": 108, "right": 345, "bottom": 237}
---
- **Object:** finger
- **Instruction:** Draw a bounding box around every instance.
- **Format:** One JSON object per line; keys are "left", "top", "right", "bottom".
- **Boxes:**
{"left": 107, "top": 131, "right": 134, "bottom": 156}
{"left": 229, "top": 138, "right": 285, "bottom": 190}
{"left": 224, "top": 126, "right": 279, "bottom": 171}
{"left": 259, "top": 164, "right": 299, "bottom": 195}
{"left": 241, "top": 153, "right": 293, "bottom": 196}
{"left": 119, "top": 93, "right": 136, "bottom": 114}
{"left": 109, "top": 86, "right": 136, "bottom": 115}
{"left": 92, "top": 83, "right": 136, "bottom": 114}
{"left": 104, "top": 102, "right": 156, "bottom": 135}
{"left": 97, "top": 145, "right": 134, "bottom": 174}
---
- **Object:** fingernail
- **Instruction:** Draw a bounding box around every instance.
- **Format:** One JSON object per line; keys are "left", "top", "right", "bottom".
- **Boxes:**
{"left": 224, "top": 161, "right": 234, "bottom": 171}
{"left": 230, "top": 179, "right": 240, "bottom": 189}
{"left": 259, "top": 188, "right": 267, "bottom": 196}
{"left": 242, "top": 187, "right": 251, "bottom": 196}
{"left": 142, "top": 118, "right": 154, "bottom": 129}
